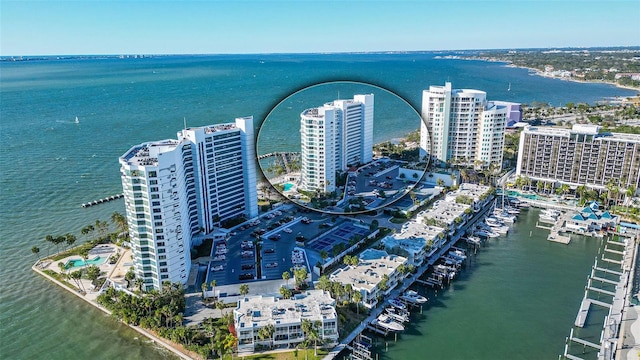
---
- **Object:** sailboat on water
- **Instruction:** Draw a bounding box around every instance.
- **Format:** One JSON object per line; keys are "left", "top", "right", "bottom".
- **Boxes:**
{"left": 507, "top": 82, "right": 511, "bottom": 92}
{"left": 75, "top": 116, "right": 79, "bottom": 124}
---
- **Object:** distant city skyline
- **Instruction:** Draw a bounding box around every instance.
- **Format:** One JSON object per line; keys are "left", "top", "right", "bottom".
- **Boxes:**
{"left": 1, "top": 0, "right": 638, "bottom": 56}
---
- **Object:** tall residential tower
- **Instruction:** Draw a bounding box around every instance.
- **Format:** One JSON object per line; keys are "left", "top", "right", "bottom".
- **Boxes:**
{"left": 420, "top": 82, "right": 512, "bottom": 170}
{"left": 300, "top": 94, "right": 374, "bottom": 193}
{"left": 119, "top": 117, "right": 258, "bottom": 290}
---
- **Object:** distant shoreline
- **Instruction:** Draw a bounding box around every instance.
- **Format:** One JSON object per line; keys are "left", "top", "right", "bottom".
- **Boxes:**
{"left": 495, "top": 60, "right": 640, "bottom": 92}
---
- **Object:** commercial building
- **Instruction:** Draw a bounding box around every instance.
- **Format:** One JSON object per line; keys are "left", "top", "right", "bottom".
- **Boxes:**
{"left": 119, "top": 117, "right": 258, "bottom": 290}
{"left": 329, "top": 249, "right": 407, "bottom": 309}
{"left": 300, "top": 94, "right": 374, "bottom": 193}
{"left": 419, "top": 82, "right": 512, "bottom": 170}
{"left": 515, "top": 124, "right": 640, "bottom": 195}
{"left": 234, "top": 290, "right": 338, "bottom": 353}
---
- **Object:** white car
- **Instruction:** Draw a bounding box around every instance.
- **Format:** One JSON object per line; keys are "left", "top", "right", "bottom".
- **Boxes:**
{"left": 283, "top": 228, "right": 292, "bottom": 233}
{"left": 265, "top": 262, "right": 278, "bottom": 269}
{"left": 211, "top": 264, "right": 224, "bottom": 272}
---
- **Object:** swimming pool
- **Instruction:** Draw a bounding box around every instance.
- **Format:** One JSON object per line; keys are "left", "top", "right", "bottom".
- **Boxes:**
{"left": 64, "top": 256, "right": 107, "bottom": 269}
{"left": 283, "top": 183, "right": 294, "bottom": 191}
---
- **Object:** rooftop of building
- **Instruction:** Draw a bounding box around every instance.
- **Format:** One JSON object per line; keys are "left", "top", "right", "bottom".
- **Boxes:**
{"left": 418, "top": 200, "right": 469, "bottom": 225}
{"left": 120, "top": 139, "right": 181, "bottom": 167}
{"left": 234, "top": 290, "right": 336, "bottom": 329}
{"left": 329, "top": 249, "right": 406, "bottom": 292}
{"left": 382, "top": 222, "right": 445, "bottom": 254}
{"left": 523, "top": 124, "right": 640, "bottom": 142}
{"left": 446, "top": 183, "right": 491, "bottom": 201}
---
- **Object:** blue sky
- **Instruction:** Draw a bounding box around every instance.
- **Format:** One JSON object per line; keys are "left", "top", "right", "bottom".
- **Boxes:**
{"left": 1, "top": 0, "right": 638, "bottom": 55}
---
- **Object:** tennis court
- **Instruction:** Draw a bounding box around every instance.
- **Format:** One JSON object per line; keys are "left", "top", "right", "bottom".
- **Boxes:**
{"left": 307, "top": 222, "right": 372, "bottom": 253}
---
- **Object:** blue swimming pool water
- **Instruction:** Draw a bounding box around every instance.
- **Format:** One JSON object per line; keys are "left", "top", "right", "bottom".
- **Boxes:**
{"left": 283, "top": 183, "right": 294, "bottom": 191}
{"left": 64, "top": 256, "right": 107, "bottom": 269}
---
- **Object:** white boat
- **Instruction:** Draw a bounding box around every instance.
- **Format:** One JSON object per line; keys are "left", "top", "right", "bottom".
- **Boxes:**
{"left": 74, "top": 116, "right": 79, "bottom": 124}
{"left": 465, "top": 236, "right": 482, "bottom": 246}
{"left": 385, "top": 307, "right": 410, "bottom": 323}
{"left": 539, "top": 215, "right": 557, "bottom": 223}
{"left": 400, "top": 290, "right": 428, "bottom": 304}
{"left": 388, "top": 298, "right": 407, "bottom": 311}
{"left": 474, "top": 229, "right": 499, "bottom": 238}
{"left": 493, "top": 211, "right": 516, "bottom": 223}
{"left": 372, "top": 314, "right": 405, "bottom": 332}
{"left": 542, "top": 209, "right": 560, "bottom": 218}
{"left": 450, "top": 249, "right": 467, "bottom": 260}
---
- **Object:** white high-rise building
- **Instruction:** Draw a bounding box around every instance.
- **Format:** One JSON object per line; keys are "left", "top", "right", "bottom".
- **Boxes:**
{"left": 300, "top": 94, "right": 374, "bottom": 193}
{"left": 119, "top": 117, "right": 258, "bottom": 290}
{"left": 420, "top": 82, "right": 509, "bottom": 170}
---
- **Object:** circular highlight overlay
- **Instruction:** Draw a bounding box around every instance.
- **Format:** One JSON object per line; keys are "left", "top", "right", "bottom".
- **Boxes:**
{"left": 256, "top": 81, "right": 430, "bottom": 215}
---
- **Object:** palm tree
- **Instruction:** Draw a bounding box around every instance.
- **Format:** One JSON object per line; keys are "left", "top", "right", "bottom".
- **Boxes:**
{"left": 201, "top": 282, "right": 208, "bottom": 300}
{"left": 352, "top": 291, "right": 363, "bottom": 315}
{"left": 239, "top": 284, "right": 249, "bottom": 297}
{"left": 280, "top": 285, "right": 292, "bottom": 299}
{"left": 31, "top": 246, "right": 41, "bottom": 262}
{"left": 282, "top": 271, "right": 291, "bottom": 287}
{"left": 258, "top": 323, "right": 275, "bottom": 349}
{"left": 209, "top": 280, "right": 217, "bottom": 300}
{"left": 111, "top": 211, "right": 128, "bottom": 236}
{"left": 65, "top": 233, "right": 77, "bottom": 251}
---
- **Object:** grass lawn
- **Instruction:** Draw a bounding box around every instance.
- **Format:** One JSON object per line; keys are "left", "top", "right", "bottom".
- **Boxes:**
{"left": 232, "top": 349, "right": 328, "bottom": 360}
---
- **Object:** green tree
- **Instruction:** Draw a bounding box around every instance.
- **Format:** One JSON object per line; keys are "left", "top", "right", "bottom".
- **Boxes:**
{"left": 31, "top": 246, "right": 41, "bottom": 262}
{"left": 209, "top": 280, "right": 217, "bottom": 299}
{"left": 353, "top": 291, "right": 363, "bottom": 315}
{"left": 282, "top": 271, "right": 291, "bottom": 287}
{"left": 65, "top": 233, "right": 77, "bottom": 250}
{"left": 293, "top": 267, "right": 308, "bottom": 289}
{"left": 258, "top": 323, "right": 275, "bottom": 349}
{"left": 280, "top": 285, "right": 292, "bottom": 299}
{"left": 201, "top": 282, "right": 208, "bottom": 300}
{"left": 111, "top": 211, "right": 128, "bottom": 237}
{"left": 239, "top": 284, "right": 249, "bottom": 296}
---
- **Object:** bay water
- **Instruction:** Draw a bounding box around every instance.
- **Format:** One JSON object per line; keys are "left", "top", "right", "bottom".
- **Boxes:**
{"left": 0, "top": 53, "right": 635, "bottom": 359}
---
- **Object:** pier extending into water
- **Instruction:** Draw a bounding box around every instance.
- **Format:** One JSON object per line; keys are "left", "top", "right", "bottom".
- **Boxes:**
{"left": 81, "top": 193, "right": 124, "bottom": 208}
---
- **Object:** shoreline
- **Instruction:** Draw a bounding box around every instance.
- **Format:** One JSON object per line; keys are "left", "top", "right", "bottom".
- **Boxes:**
{"left": 31, "top": 260, "right": 196, "bottom": 360}
{"left": 471, "top": 57, "right": 640, "bottom": 92}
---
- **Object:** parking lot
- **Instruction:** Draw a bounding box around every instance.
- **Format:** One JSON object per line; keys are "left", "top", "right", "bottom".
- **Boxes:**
{"left": 307, "top": 221, "right": 373, "bottom": 254}
{"left": 339, "top": 159, "right": 424, "bottom": 212}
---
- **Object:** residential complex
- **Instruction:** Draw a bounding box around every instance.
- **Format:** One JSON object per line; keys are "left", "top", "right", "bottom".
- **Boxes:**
{"left": 119, "top": 117, "right": 258, "bottom": 290}
{"left": 234, "top": 290, "right": 339, "bottom": 353}
{"left": 515, "top": 124, "right": 640, "bottom": 194}
{"left": 419, "top": 82, "right": 515, "bottom": 170}
{"left": 300, "top": 94, "right": 374, "bottom": 193}
{"left": 330, "top": 248, "right": 407, "bottom": 309}
{"left": 382, "top": 183, "right": 492, "bottom": 267}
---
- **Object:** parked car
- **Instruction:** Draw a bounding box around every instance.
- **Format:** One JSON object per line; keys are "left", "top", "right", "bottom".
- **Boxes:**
{"left": 211, "top": 265, "right": 224, "bottom": 272}
{"left": 241, "top": 264, "right": 255, "bottom": 270}
{"left": 239, "top": 273, "right": 253, "bottom": 280}
{"left": 265, "top": 262, "right": 278, "bottom": 269}
{"left": 241, "top": 250, "right": 253, "bottom": 258}
{"left": 269, "top": 234, "right": 281, "bottom": 241}
{"left": 265, "top": 248, "right": 275, "bottom": 254}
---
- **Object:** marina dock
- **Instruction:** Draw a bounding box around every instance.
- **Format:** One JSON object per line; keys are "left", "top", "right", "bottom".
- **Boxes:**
{"left": 563, "top": 236, "right": 638, "bottom": 360}
{"left": 323, "top": 195, "right": 498, "bottom": 360}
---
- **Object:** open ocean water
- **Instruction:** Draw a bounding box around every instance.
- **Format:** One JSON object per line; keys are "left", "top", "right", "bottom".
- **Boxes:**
{"left": 0, "top": 53, "right": 637, "bottom": 359}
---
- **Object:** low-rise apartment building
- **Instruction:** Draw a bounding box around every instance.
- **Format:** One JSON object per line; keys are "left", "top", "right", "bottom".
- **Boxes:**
{"left": 234, "top": 290, "right": 338, "bottom": 353}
